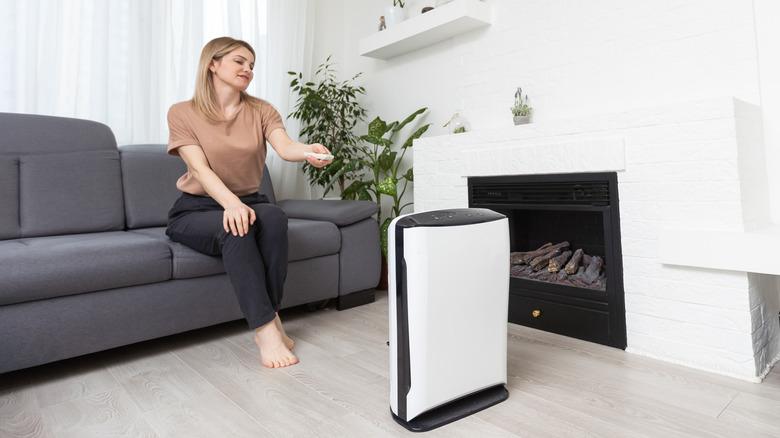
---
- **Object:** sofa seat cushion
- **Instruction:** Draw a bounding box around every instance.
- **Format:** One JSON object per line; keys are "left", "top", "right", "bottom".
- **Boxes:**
{"left": 129, "top": 228, "right": 224, "bottom": 280}
{"left": 0, "top": 231, "right": 172, "bottom": 306}
{"left": 130, "top": 218, "right": 340, "bottom": 279}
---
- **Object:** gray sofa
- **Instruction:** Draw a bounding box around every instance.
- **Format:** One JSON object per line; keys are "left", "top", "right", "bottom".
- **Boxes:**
{"left": 0, "top": 113, "right": 380, "bottom": 374}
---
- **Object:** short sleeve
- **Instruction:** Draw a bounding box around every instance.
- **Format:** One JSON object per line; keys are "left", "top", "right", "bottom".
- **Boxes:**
{"left": 260, "top": 102, "right": 286, "bottom": 142}
{"left": 167, "top": 104, "right": 199, "bottom": 156}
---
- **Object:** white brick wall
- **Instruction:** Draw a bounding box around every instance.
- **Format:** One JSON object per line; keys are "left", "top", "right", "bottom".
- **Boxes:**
{"left": 414, "top": 97, "right": 780, "bottom": 381}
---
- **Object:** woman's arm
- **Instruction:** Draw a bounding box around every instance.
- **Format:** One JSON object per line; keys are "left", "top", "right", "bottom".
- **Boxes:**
{"left": 267, "top": 128, "right": 332, "bottom": 168}
{"left": 176, "top": 144, "right": 256, "bottom": 237}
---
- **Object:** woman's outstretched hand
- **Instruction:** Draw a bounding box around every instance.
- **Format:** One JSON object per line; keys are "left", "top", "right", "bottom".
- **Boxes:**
{"left": 305, "top": 143, "right": 332, "bottom": 168}
{"left": 223, "top": 200, "right": 256, "bottom": 237}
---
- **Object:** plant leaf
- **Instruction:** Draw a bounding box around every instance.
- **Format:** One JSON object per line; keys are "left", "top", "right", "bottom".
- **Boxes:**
{"left": 393, "top": 107, "right": 427, "bottom": 133}
{"left": 403, "top": 168, "right": 413, "bottom": 181}
{"left": 367, "top": 116, "right": 390, "bottom": 138}
{"left": 377, "top": 176, "right": 397, "bottom": 196}
{"left": 380, "top": 217, "right": 392, "bottom": 258}
{"left": 321, "top": 165, "right": 347, "bottom": 197}
{"left": 402, "top": 123, "right": 430, "bottom": 148}
{"left": 360, "top": 134, "right": 392, "bottom": 147}
{"left": 378, "top": 150, "right": 396, "bottom": 172}
{"left": 357, "top": 186, "right": 373, "bottom": 201}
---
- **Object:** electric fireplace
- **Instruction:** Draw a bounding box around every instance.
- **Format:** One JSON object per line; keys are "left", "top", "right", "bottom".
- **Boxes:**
{"left": 469, "top": 172, "right": 626, "bottom": 349}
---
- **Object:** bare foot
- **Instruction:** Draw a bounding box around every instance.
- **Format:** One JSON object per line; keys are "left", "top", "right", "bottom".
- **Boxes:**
{"left": 274, "top": 313, "right": 295, "bottom": 351}
{"left": 254, "top": 319, "right": 299, "bottom": 368}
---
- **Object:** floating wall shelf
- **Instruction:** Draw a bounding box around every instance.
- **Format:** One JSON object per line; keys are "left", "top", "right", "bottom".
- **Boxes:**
{"left": 359, "top": 0, "right": 492, "bottom": 60}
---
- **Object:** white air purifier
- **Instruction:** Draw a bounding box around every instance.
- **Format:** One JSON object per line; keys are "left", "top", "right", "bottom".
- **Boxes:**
{"left": 388, "top": 208, "right": 510, "bottom": 432}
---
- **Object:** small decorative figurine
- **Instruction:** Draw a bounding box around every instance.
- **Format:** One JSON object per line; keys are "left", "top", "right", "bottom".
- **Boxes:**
{"left": 379, "top": 15, "right": 387, "bottom": 31}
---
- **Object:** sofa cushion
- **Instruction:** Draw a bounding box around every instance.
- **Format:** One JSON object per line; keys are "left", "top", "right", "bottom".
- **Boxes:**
{"left": 120, "top": 145, "right": 187, "bottom": 229}
{"left": 130, "top": 218, "right": 340, "bottom": 279}
{"left": 19, "top": 150, "right": 125, "bottom": 237}
{"left": 0, "top": 156, "right": 19, "bottom": 240}
{"left": 129, "top": 228, "right": 224, "bottom": 279}
{"left": 0, "top": 231, "right": 172, "bottom": 306}
{"left": 277, "top": 200, "right": 378, "bottom": 226}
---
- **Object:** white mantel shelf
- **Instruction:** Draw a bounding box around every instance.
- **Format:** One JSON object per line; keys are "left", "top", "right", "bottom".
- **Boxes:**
{"left": 359, "top": 0, "right": 491, "bottom": 60}
{"left": 660, "top": 226, "right": 780, "bottom": 275}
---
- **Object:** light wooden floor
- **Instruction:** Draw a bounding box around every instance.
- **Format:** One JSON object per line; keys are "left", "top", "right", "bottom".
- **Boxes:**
{"left": 2, "top": 290, "right": 779, "bottom": 438}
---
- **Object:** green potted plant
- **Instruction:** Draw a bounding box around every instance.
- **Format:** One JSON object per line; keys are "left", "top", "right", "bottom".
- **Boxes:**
{"left": 330, "top": 108, "right": 428, "bottom": 287}
{"left": 357, "top": 108, "right": 430, "bottom": 287}
{"left": 511, "top": 86, "right": 532, "bottom": 125}
{"left": 288, "top": 56, "right": 368, "bottom": 197}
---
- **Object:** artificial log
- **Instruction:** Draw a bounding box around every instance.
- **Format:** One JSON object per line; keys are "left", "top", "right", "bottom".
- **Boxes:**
{"left": 563, "top": 248, "right": 583, "bottom": 275}
{"left": 526, "top": 240, "right": 569, "bottom": 263}
{"left": 526, "top": 241, "right": 569, "bottom": 264}
{"left": 510, "top": 242, "right": 552, "bottom": 265}
{"left": 548, "top": 250, "right": 572, "bottom": 273}
{"left": 529, "top": 269, "right": 553, "bottom": 281}
{"left": 582, "top": 253, "right": 593, "bottom": 266}
{"left": 566, "top": 266, "right": 588, "bottom": 288}
{"left": 530, "top": 248, "right": 562, "bottom": 271}
{"left": 510, "top": 264, "right": 533, "bottom": 277}
{"left": 583, "top": 255, "right": 604, "bottom": 284}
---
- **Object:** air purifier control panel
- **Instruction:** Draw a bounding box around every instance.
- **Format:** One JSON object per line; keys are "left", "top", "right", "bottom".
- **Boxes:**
{"left": 396, "top": 208, "right": 504, "bottom": 228}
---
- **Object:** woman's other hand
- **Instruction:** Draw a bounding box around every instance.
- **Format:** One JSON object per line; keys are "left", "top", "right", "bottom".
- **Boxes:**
{"left": 305, "top": 143, "right": 332, "bottom": 168}
{"left": 223, "top": 200, "right": 257, "bottom": 237}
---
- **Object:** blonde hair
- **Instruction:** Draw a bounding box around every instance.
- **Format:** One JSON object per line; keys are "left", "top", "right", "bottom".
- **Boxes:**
{"left": 193, "top": 36, "right": 264, "bottom": 122}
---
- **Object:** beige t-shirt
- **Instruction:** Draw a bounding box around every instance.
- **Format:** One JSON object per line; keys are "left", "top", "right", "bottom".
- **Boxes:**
{"left": 167, "top": 99, "right": 285, "bottom": 196}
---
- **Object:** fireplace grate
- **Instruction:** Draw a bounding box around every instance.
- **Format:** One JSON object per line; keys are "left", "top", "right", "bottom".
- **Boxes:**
{"left": 471, "top": 181, "right": 610, "bottom": 206}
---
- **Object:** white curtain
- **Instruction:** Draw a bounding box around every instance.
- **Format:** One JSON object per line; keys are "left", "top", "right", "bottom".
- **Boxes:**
{"left": 265, "top": 0, "right": 316, "bottom": 201}
{"left": 0, "top": 0, "right": 316, "bottom": 200}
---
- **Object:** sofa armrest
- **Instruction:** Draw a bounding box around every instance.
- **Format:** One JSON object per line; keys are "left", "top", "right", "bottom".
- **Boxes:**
{"left": 276, "top": 200, "right": 378, "bottom": 227}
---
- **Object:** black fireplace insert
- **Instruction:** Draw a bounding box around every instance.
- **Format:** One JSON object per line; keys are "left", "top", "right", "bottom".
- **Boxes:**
{"left": 469, "top": 172, "right": 626, "bottom": 349}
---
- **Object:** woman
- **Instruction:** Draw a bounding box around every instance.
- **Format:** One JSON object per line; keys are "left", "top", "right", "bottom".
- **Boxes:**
{"left": 165, "top": 37, "right": 332, "bottom": 368}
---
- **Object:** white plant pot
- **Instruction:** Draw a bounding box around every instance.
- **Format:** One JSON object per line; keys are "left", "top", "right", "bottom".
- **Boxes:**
{"left": 384, "top": 6, "right": 407, "bottom": 28}
{"left": 513, "top": 115, "right": 532, "bottom": 125}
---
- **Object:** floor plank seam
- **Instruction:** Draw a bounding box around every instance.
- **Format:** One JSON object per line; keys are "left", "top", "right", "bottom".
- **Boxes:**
{"left": 715, "top": 392, "right": 738, "bottom": 419}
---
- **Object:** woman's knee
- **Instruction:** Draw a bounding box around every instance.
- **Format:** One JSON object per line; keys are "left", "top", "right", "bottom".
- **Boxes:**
{"left": 254, "top": 205, "right": 288, "bottom": 231}
{"left": 220, "top": 223, "right": 259, "bottom": 245}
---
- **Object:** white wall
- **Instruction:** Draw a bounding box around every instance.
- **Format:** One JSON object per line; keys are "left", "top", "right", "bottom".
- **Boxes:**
{"left": 754, "top": 0, "right": 780, "bottom": 224}
{"left": 312, "top": 0, "right": 780, "bottom": 221}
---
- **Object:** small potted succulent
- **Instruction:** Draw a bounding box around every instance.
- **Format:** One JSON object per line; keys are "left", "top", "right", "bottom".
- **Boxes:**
{"left": 511, "top": 87, "right": 532, "bottom": 125}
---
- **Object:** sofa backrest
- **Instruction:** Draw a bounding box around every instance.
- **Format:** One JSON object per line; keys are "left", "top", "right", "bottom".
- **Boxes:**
{"left": 120, "top": 144, "right": 277, "bottom": 229}
{"left": 0, "top": 113, "right": 125, "bottom": 240}
{"left": 119, "top": 144, "right": 186, "bottom": 229}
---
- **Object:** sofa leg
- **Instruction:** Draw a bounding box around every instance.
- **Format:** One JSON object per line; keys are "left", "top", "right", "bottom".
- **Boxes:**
{"left": 337, "top": 289, "right": 376, "bottom": 311}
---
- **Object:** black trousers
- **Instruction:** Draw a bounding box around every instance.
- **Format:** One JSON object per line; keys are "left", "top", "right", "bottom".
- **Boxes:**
{"left": 166, "top": 192, "right": 288, "bottom": 329}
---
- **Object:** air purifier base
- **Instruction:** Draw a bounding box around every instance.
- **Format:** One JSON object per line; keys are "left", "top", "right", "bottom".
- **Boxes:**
{"left": 391, "top": 384, "right": 508, "bottom": 432}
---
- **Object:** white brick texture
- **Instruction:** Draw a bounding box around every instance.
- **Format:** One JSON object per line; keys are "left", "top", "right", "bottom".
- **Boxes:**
{"left": 414, "top": 97, "right": 779, "bottom": 381}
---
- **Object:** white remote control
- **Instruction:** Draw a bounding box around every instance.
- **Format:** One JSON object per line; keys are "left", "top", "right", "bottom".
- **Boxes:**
{"left": 304, "top": 151, "right": 334, "bottom": 161}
